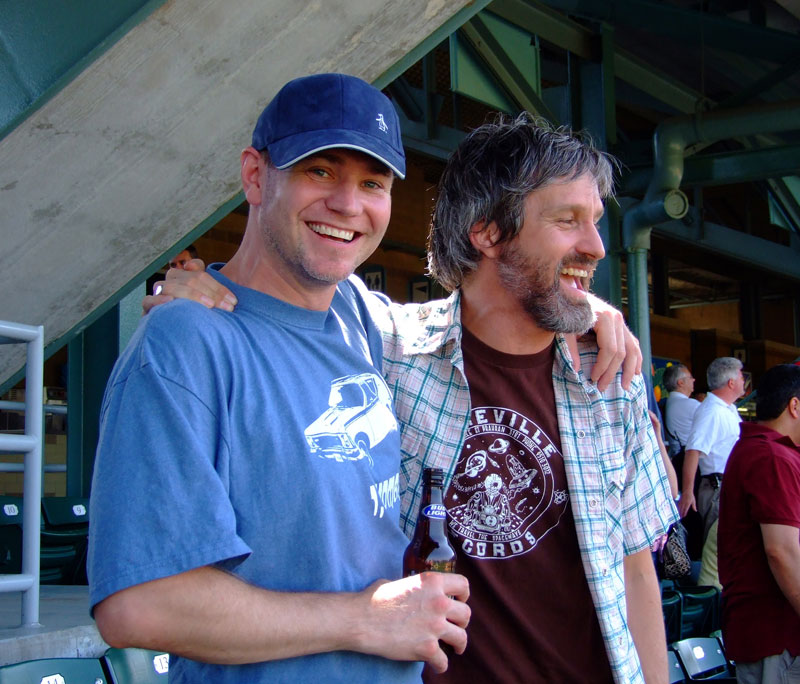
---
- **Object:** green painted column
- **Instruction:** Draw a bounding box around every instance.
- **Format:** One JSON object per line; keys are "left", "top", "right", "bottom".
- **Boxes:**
{"left": 66, "top": 306, "right": 119, "bottom": 496}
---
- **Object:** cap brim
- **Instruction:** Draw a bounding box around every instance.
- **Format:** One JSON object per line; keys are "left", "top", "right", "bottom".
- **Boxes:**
{"left": 267, "top": 129, "right": 406, "bottom": 179}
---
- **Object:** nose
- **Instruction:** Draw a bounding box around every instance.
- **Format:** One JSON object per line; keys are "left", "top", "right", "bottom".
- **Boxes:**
{"left": 325, "top": 180, "right": 362, "bottom": 216}
{"left": 581, "top": 220, "right": 606, "bottom": 261}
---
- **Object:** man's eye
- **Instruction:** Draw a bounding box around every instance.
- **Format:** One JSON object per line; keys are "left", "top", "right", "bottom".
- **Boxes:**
{"left": 309, "top": 168, "right": 330, "bottom": 178}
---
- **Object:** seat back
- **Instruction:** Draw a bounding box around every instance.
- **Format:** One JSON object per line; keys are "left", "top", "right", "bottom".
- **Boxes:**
{"left": 40, "top": 497, "right": 89, "bottom": 585}
{"left": 679, "top": 585, "right": 720, "bottom": 639}
{"left": 673, "top": 636, "right": 730, "bottom": 679}
{"left": 662, "top": 588, "right": 683, "bottom": 644}
{"left": 668, "top": 649, "right": 687, "bottom": 683}
{"left": 0, "top": 657, "right": 107, "bottom": 684}
{"left": 102, "top": 648, "right": 169, "bottom": 684}
{"left": 0, "top": 497, "right": 23, "bottom": 574}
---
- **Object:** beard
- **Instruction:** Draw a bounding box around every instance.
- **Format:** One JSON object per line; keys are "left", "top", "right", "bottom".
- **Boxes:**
{"left": 497, "top": 245, "right": 596, "bottom": 334}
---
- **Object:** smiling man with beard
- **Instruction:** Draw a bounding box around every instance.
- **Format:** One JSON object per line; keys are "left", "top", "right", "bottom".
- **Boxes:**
{"left": 375, "top": 113, "right": 678, "bottom": 684}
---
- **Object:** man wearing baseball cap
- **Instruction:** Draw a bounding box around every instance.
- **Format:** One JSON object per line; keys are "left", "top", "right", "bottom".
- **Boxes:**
{"left": 88, "top": 73, "right": 470, "bottom": 683}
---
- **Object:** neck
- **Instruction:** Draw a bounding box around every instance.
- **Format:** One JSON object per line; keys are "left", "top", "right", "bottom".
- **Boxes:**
{"left": 460, "top": 273, "right": 554, "bottom": 355}
{"left": 221, "top": 220, "right": 336, "bottom": 311}
{"left": 711, "top": 387, "right": 737, "bottom": 406}
{"left": 760, "top": 416, "right": 800, "bottom": 446}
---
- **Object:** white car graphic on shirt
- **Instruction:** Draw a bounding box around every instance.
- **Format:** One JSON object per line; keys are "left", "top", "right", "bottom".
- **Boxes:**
{"left": 304, "top": 373, "right": 397, "bottom": 466}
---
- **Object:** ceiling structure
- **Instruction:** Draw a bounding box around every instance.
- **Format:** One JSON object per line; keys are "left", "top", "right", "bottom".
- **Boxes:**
{"left": 2, "top": 0, "right": 800, "bottom": 390}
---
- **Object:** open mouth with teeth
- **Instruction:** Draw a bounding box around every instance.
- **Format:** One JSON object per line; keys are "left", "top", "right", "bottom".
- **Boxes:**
{"left": 309, "top": 222, "right": 357, "bottom": 243}
{"left": 560, "top": 266, "right": 592, "bottom": 293}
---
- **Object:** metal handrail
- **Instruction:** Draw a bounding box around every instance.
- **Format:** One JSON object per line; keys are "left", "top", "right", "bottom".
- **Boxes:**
{"left": 0, "top": 320, "right": 44, "bottom": 627}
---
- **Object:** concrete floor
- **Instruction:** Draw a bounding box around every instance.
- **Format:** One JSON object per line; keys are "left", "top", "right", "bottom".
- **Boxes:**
{"left": 0, "top": 585, "right": 106, "bottom": 666}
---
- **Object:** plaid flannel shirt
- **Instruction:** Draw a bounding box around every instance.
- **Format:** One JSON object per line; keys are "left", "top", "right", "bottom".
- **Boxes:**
{"left": 366, "top": 288, "right": 678, "bottom": 684}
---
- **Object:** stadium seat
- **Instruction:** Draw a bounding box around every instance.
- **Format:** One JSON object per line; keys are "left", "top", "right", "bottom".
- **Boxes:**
{"left": 662, "top": 588, "right": 683, "bottom": 644}
{"left": 668, "top": 649, "right": 687, "bottom": 683}
{"left": 678, "top": 585, "right": 720, "bottom": 639}
{"left": 0, "top": 496, "right": 23, "bottom": 574}
{"left": 673, "top": 636, "right": 736, "bottom": 681}
{"left": 102, "top": 648, "right": 169, "bottom": 683}
{"left": 0, "top": 656, "right": 107, "bottom": 683}
{"left": 40, "top": 496, "right": 89, "bottom": 585}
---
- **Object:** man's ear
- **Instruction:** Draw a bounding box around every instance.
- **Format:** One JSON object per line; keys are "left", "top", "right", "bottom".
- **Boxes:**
{"left": 469, "top": 221, "right": 503, "bottom": 259}
{"left": 241, "top": 147, "right": 264, "bottom": 206}
{"left": 788, "top": 396, "right": 800, "bottom": 420}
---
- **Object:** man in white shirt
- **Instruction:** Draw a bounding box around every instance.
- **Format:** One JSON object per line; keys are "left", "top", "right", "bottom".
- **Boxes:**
{"left": 678, "top": 357, "right": 745, "bottom": 542}
{"left": 663, "top": 364, "right": 700, "bottom": 456}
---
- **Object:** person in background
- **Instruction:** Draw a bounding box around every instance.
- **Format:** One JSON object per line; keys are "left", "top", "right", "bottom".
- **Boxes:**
{"left": 168, "top": 244, "right": 199, "bottom": 270}
{"left": 696, "top": 519, "right": 721, "bottom": 590}
{"left": 89, "top": 73, "right": 470, "bottom": 683}
{"left": 678, "top": 357, "right": 745, "bottom": 541}
{"left": 718, "top": 363, "right": 800, "bottom": 684}
{"left": 662, "top": 363, "right": 700, "bottom": 463}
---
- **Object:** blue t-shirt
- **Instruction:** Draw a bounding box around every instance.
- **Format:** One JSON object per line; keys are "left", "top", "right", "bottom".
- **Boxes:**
{"left": 89, "top": 270, "right": 420, "bottom": 683}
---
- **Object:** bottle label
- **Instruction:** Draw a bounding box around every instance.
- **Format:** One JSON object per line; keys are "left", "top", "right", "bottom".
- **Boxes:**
{"left": 422, "top": 504, "right": 447, "bottom": 520}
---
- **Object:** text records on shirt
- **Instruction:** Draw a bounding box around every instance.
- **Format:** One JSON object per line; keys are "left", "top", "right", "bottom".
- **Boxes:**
{"left": 447, "top": 405, "right": 569, "bottom": 559}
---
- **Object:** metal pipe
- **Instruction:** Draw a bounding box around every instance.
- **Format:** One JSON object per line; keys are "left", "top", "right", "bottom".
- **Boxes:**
{"left": 622, "top": 99, "right": 800, "bottom": 369}
{"left": 22, "top": 325, "right": 43, "bottom": 626}
{"left": 0, "top": 400, "right": 67, "bottom": 415}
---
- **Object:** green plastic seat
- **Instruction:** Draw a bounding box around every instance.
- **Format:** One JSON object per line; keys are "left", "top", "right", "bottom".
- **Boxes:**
{"left": 668, "top": 649, "right": 687, "bottom": 683}
{"left": 679, "top": 585, "right": 720, "bottom": 639}
{"left": 0, "top": 657, "right": 107, "bottom": 684}
{"left": 102, "top": 648, "right": 169, "bottom": 684}
{"left": 40, "top": 497, "right": 89, "bottom": 585}
{"left": 662, "top": 588, "right": 683, "bottom": 644}
{"left": 673, "top": 636, "right": 735, "bottom": 681}
{"left": 0, "top": 496, "right": 23, "bottom": 574}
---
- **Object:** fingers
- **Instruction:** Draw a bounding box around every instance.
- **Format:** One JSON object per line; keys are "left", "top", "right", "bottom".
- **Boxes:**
{"left": 361, "top": 573, "right": 470, "bottom": 671}
{"left": 439, "top": 572, "right": 470, "bottom": 605}
{"left": 590, "top": 311, "right": 625, "bottom": 392}
{"left": 142, "top": 293, "right": 174, "bottom": 315}
{"left": 183, "top": 258, "right": 205, "bottom": 272}
{"left": 620, "top": 327, "right": 642, "bottom": 391}
{"left": 160, "top": 269, "right": 237, "bottom": 311}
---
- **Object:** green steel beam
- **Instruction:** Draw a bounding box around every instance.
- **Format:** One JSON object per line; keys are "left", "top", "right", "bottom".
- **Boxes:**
{"left": 490, "top": 0, "right": 704, "bottom": 114}
{"left": 653, "top": 213, "right": 800, "bottom": 283}
{"left": 539, "top": 0, "right": 800, "bottom": 63}
{"left": 460, "top": 13, "right": 554, "bottom": 120}
{"left": 449, "top": 31, "right": 517, "bottom": 114}
{"left": 66, "top": 307, "right": 118, "bottom": 497}
{"left": 621, "top": 144, "right": 800, "bottom": 194}
{"left": 373, "top": 0, "right": 494, "bottom": 89}
{"left": 719, "top": 52, "right": 800, "bottom": 109}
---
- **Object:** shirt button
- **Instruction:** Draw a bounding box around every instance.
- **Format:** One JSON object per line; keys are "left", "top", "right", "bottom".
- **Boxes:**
{"left": 577, "top": 429, "right": 587, "bottom": 438}
{"left": 602, "top": 567, "right": 609, "bottom": 576}
{"left": 589, "top": 499, "right": 598, "bottom": 508}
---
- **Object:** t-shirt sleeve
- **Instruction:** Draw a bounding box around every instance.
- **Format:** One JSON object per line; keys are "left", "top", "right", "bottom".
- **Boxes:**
{"left": 686, "top": 404, "right": 723, "bottom": 454}
{"left": 621, "top": 377, "right": 679, "bottom": 554}
{"left": 748, "top": 452, "right": 800, "bottom": 528}
{"left": 88, "top": 361, "right": 251, "bottom": 611}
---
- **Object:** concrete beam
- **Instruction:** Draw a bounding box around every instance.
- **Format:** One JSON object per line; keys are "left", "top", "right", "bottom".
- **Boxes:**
{"left": 0, "top": 0, "right": 472, "bottom": 385}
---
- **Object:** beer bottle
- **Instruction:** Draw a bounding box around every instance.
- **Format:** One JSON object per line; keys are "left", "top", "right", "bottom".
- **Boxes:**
{"left": 403, "top": 467, "right": 456, "bottom": 576}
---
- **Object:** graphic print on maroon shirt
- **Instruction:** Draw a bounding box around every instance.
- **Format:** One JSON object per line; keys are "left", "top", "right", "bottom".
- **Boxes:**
{"left": 426, "top": 327, "right": 613, "bottom": 684}
{"left": 448, "top": 406, "right": 569, "bottom": 560}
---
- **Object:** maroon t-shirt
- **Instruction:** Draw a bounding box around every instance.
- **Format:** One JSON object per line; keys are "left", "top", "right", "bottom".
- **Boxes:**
{"left": 718, "top": 422, "right": 800, "bottom": 662}
{"left": 426, "top": 328, "right": 613, "bottom": 684}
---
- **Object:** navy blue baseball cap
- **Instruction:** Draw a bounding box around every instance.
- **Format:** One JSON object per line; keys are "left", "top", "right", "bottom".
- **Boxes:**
{"left": 252, "top": 73, "right": 406, "bottom": 179}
